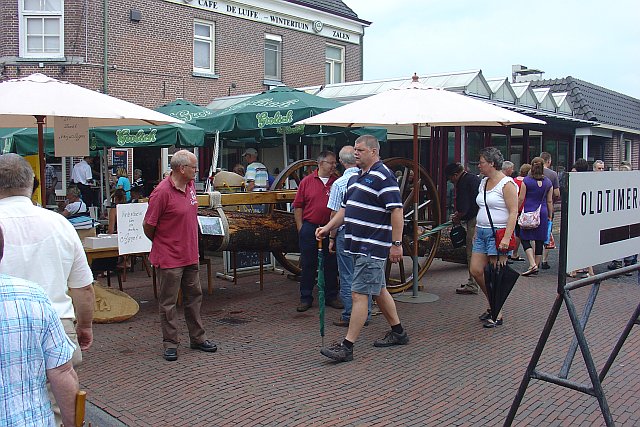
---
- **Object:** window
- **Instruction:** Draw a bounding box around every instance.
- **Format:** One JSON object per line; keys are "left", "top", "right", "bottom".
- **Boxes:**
{"left": 19, "top": 0, "right": 64, "bottom": 58}
{"left": 264, "top": 34, "right": 282, "bottom": 82}
{"left": 193, "top": 20, "right": 215, "bottom": 74}
{"left": 624, "top": 139, "right": 632, "bottom": 162}
{"left": 325, "top": 44, "right": 344, "bottom": 84}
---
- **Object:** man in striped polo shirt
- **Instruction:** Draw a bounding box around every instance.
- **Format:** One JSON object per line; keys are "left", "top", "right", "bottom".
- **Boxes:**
{"left": 316, "top": 135, "right": 409, "bottom": 362}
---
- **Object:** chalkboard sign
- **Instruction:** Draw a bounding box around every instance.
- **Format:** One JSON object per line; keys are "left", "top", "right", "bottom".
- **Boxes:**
{"left": 112, "top": 149, "right": 128, "bottom": 173}
{"left": 223, "top": 251, "right": 273, "bottom": 274}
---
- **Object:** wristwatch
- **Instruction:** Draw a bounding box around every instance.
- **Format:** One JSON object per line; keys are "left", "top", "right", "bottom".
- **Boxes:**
{"left": 392, "top": 240, "right": 402, "bottom": 247}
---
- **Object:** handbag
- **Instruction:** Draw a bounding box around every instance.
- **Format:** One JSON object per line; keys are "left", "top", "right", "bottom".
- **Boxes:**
{"left": 517, "top": 182, "right": 546, "bottom": 229}
{"left": 450, "top": 225, "right": 467, "bottom": 248}
{"left": 517, "top": 204, "right": 541, "bottom": 229}
{"left": 484, "top": 180, "right": 516, "bottom": 252}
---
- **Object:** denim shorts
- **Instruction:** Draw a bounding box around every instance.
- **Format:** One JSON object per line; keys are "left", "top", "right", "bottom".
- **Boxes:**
{"left": 472, "top": 226, "right": 499, "bottom": 256}
{"left": 351, "top": 255, "right": 386, "bottom": 296}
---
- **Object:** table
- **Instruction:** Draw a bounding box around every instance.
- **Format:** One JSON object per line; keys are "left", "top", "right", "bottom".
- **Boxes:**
{"left": 84, "top": 246, "right": 119, "bottom": 265}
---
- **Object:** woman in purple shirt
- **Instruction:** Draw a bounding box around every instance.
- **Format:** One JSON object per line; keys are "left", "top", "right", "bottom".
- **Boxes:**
{"left": 518, "top": 157, "right": 554, "bottom": 276}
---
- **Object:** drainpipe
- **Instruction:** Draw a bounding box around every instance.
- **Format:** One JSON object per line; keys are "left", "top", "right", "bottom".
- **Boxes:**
{"left": 103, "top": 0, "right": 108, "bottom": 94}
{"left": 359, "top": 28, "right": 365, "bottom": 80}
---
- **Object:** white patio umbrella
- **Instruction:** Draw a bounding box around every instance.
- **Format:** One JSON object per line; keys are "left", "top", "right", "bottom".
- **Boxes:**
{"left": 0, "top": 73, "right": 183, "bottom": 203}
{"left": 296, "top": 76, "right": 546, "bottom": 299}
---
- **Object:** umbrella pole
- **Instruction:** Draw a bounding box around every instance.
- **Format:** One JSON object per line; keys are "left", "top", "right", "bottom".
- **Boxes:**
{"left": 35, "top": 115, "right": 47, "bottom": 205}
{"left": 395, "top": 124, "right": 438, "bottom": 303}
{"left": 317, "top": 239, "right": 325, "bottom": 346}
{"left": 412, "top": 124, "right": 420, "bottom": 296}
{"left": 282, "top": 132, "right": 288, "bottom": 168}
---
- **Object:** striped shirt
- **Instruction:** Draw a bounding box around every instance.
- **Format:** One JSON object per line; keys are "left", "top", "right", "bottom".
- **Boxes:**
{"left": 0, "top": 274, "right": 76, "bottom": 427}
{"left": 342, "top": 161, "right": 403, "bottom": 260}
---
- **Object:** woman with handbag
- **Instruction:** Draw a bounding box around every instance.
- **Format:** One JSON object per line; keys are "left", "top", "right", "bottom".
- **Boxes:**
{"left": 470, "top": 147, "right": 519, "bottom": 328}
{"left": 518, "top": 157, "right": 553, "bottom": 276}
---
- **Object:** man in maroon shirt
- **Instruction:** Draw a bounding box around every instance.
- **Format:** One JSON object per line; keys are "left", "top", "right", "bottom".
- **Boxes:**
{"left": 143, "top": 150, "right": 216, "bottom": 361}
{"left": 293, "top": 151, "right": 342, "bottom": 312}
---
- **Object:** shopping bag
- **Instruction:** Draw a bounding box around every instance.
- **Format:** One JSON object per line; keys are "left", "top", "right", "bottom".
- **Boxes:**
{"left": 544, "top": 220, "right": 553, "bottom": 245}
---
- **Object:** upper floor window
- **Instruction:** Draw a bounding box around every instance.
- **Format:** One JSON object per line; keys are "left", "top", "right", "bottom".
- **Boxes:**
{"left": 325, "top": 44, "right": 344, "bottom": 84}
{"left": 19, "top": 0, "right": 64, "bottom": 58}
{"left": 194, "top": 20, "right": 215, "bottom": 74}
{"left": 264, "top": 34, "right": 282, "bottom": 82}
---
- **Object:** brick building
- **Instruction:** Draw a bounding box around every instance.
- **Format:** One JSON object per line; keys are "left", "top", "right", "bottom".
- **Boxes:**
{"left": 0, "top": 0, "right": 368, "bottom": 106}
{"left": 0, "top": 0, "right": 369, "bottom": 200}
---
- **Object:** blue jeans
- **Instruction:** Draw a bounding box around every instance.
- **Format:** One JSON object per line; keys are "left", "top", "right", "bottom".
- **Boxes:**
{"left": 299, "top": 221, "right": 338, "bottom": 304}
{"left": 336, "top": 228, "right": 371, "bottom": 321}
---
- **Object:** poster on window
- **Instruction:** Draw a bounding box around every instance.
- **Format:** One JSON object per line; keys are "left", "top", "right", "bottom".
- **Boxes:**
{"left": 54, "top": 116, "right": 89, "bottom": 157}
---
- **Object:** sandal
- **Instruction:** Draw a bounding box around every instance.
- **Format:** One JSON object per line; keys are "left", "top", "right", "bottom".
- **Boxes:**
{"left": 522, "top": 266, "right": 539, "bottom": 277}
{"left": 483, "top": 318, "right": 504, "bottom": 328}
{"left": 479, "top": 309, "right": 492, "bottom": 321}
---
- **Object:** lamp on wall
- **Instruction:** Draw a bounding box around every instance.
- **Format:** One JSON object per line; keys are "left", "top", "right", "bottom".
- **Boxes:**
{"left": 228, "top": 82, "right": 237, "bottom": 96}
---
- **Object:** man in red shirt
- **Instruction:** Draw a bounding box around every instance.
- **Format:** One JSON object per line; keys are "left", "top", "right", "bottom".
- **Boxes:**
{"left": 293, "top": 151, "right": 342, "bottom": 312}
{"left": 143, "top": 150, "right": 216, "bottom": 361}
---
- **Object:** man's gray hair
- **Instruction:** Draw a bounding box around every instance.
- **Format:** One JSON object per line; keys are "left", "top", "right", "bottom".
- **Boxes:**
{"left": 502, "top": 161, "right": 514, "bottom": 172}
{"left": 0, "top": 153, "right": 35, "bottom": 197}
{"left": 338, "top": 145, "right": 356, "bottom": 165}
{"left": 593, "top": 159, "right": 605, "bottom": 171}
{"left": 170, "top": 150, "right": 195, "bottom": 169}
{"left": 355, "top": 134, "right": 380, "bottom": 151}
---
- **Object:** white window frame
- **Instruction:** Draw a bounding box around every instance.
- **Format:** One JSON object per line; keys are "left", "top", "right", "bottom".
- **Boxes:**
{"left": 19, "top": 0, "right": 65, "bottom": 59}
{"left": 193, "top": 20, "right": 215, "bottom": 74}
{"left": 264, "top": 34, "right": 282, "bottom": 82}
{"left": 325, "top": 44, "right": 344, "bottom": 85}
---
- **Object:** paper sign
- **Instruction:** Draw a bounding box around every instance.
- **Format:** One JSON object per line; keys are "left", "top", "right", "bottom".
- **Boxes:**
{"left": 54, "top": 116, "right": 89, "bottom": 157}
{"left": 116, "top": 203, "right": 152, "bottom": 255}
{"left": 198, "top": 216, "right": 224, "bottom": 235}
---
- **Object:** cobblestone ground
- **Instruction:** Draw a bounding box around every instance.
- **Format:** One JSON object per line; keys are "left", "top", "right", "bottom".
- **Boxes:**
{"left": 81, "top": 230, "right": 639, "bottom": 426}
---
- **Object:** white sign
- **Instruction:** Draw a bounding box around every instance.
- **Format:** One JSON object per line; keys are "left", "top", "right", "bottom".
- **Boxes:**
{"left": 164, "top": 0, "right": 362, "bottom": 44}
{"left": 565, "top": 171, "right": 640, "bottom": 272}
{"left": 116, "top": 203, "right": 152, "bottom": 255}
{"left": 54, "top": 116, "right": 89, "bottom": 157}
{"left": 198, "top": 216, "right": 225, "bottom": 235}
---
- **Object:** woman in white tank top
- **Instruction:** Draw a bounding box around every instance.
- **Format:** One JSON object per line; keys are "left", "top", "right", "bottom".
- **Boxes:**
{"left": 469, "top": 147, "right": 518, "bottom": 328}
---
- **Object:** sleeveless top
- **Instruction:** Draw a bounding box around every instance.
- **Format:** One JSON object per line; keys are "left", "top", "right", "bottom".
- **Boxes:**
{"left": 475, "top": 176, "right": 517, "bottom": 228}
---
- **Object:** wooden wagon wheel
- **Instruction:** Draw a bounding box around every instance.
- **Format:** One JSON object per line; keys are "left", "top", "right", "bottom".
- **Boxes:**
{"left": 267, "top": 158, "right": 441, "bottom": 291}
{"left": 268, "top": 159, "right": 320, "bottom": 275}
{"left": 383, "top": 157, "right": 441, "bottom": 293}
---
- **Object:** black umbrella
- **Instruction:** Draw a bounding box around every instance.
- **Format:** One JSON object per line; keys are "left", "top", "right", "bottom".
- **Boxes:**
{"left": 484, "top": 261, "right": 520, "bottom": 321}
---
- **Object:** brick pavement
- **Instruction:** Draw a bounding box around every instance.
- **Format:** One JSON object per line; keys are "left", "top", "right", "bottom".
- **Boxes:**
{"left": 80, "top": 247, "right": 640, "bottom": 426}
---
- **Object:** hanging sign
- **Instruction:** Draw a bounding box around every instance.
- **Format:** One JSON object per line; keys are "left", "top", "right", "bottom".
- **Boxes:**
{"left": 54, "top": 116, "right": 89, "bottom": 157}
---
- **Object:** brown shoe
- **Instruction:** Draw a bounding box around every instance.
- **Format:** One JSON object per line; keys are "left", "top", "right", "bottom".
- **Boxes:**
{"left": 296, "top": 302, "right": 312, "bottom": 312}
{"left": 333, "top": 318, "right": 369, "bottom": 327}
{"left": 326, "top": 299, "right": 344, "bottom": 309}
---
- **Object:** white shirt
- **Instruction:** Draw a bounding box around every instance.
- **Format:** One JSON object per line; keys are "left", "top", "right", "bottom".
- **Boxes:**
{"left": 475, "top": 176, "right": 518, "bottom": 228}
{"left": 71, "top": 159, "right": 92, "bottom": 185}
{"left": 0, "top": 196, "right": 94, "bottom": 319}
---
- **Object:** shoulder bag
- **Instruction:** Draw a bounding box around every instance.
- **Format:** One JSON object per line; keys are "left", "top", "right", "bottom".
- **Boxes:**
{"left": 517, "top": 179, "right": 546, "bottom": 229}
{"left": 484, "top": 180, "right": 516, "bottom": 252}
